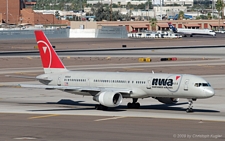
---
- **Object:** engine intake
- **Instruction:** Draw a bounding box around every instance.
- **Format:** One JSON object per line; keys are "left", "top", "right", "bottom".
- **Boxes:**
{"left": 93, "top": 91, "right": 122, "bottom": 107}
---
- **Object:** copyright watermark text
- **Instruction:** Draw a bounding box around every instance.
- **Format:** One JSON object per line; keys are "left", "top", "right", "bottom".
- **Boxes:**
{"left": 173, "top": 134, "right": 222, "bottom": 139}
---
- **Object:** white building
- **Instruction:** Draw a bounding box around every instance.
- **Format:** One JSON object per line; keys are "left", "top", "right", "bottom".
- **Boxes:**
{"left": 152, "top": 0, "right": 193, "bottom": 6}
{"left": 87, "top": 0, "right": 147, "bottom": 5}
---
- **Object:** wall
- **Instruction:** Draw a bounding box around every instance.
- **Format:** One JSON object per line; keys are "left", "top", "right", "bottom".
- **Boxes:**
{"left": 0, "top": 0, "right": 21, "bottom": 24}
{"left": 96, "top": 26, "right": 128, "bottom": 38}
{"left": 69, "top": 26, "right": 128, "bottom": 38}
{"left": 21, "top": 8, "right": 34, "bottom": 24}
{"left": 69, "top": 29, "right": 96, "bottom": 38}
{"left": 0, "top": 13, "right": 2, "bottom": 24}
{"left": 0, "top": 28, "right": 69, "bottom": 40}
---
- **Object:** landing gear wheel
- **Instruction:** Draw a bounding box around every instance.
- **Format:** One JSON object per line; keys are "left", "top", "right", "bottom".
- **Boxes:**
{"left": 127, "top": 102, "right": 132, "bottom": 108}
{"left": 127, "top": 98, "right": 140, "bottom": 109}
{"left": 134, "top": 103, "right": 140, "bottom": 109}
{"left": 186, "top": 108, "right": 193, "bottom": 113}
{"left": 186, "top": 99, "right": 194, "bottom": 113}
{"left": 95, "top": 104, "right": 108, "bottom": 110}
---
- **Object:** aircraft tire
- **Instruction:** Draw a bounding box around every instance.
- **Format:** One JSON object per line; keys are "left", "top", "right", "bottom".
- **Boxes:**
{"left": 186, "top": 108, "right": 193, "bottom": 113}
{"left": 127, "top": 102, "right": 140, "bottom": 109}
{"left": 135, "top": 103, "right": 140, "bottom": 109}
{"left": 127, "top": 102, "right": 132, "bottom": 108}
{"left": 95, "top": 104, "right": 108, "bottom": 110}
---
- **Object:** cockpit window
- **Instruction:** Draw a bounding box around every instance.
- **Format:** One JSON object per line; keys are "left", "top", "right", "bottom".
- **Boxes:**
{"left": 194, "top": 83, "right": 211, "bottom": 87}
{"left": 203, "top": 83, "right": 211, "bottom": 87}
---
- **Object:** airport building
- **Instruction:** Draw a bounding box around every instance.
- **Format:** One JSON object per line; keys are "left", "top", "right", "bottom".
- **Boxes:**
{"left": 70, "top": 20, "right": 225, "bottom": 32}
{"left": 0, "top": 0, "right": 69, "bottom": 26}
{"left": 0, "top": 0, "right": 23, "bottom": 24}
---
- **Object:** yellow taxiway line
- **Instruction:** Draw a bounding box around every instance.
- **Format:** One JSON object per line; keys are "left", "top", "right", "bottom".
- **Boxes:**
{"left": 28, "top": 114, "right": 59, "bottom": 119}
{"left": 94, "top": 116, "right": 126, "bottom": 122}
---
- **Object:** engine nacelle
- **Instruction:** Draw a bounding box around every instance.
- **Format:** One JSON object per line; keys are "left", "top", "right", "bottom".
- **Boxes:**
{"left": 155, "top": 97, "right": 179, "bottom": 104}
{"left": 93, "top": 91, "right": 122, "bottom": 107}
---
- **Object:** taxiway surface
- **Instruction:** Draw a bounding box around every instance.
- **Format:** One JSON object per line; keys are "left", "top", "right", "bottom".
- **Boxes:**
{"left": 1, "top": 37, "right": 225, "bottom": 140}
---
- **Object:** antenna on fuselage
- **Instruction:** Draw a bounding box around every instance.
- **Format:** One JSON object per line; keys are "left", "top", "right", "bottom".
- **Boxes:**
{"left": 152, "top": 70, "right": 154, "bottom": 74}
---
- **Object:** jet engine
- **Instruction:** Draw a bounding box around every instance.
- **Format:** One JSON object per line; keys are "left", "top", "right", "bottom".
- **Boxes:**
{"left": 93, "top": 91, "right": 123, "bottom": 107}
{"left": 154, "top": 97, "right": 179, "bottom": 104}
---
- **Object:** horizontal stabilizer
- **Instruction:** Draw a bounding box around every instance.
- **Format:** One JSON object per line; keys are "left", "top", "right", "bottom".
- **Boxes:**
{"left": 5, "top": 75, "right": 36, "bottom": 79}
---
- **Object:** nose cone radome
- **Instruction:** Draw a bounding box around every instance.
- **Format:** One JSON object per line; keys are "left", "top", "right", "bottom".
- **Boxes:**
{"left": 205, "top": 88, "right": 215, "bottom": 98}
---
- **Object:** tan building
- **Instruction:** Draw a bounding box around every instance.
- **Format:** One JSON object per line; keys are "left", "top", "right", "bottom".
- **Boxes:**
{"left": 70, "top": 21, "right": 97, "bottom": 29}
{"left": 71, "top": 20, "right": 225, "bottom": 32}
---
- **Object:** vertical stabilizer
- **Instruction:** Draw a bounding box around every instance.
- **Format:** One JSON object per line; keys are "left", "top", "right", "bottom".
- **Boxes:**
{"left": 168, "top": 22, "right": 178, "bottom": 33}
{"left": 34, "top": 30, "right": 68, "bottom": 73}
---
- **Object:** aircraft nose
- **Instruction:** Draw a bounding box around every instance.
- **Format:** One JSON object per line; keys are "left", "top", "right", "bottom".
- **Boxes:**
{"left": 205, "top": 88, "right": 215, "bottom": 98}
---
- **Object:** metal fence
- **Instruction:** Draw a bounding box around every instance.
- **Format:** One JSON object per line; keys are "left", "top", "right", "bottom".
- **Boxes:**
{"left": 0, "top": 28, "right": 70, "bottom": 40}
{"left": 96, "top": 26, "right": 128, "bottom": 38}
{"left": 0, "top": 26, "right": 128, "bottom": 40}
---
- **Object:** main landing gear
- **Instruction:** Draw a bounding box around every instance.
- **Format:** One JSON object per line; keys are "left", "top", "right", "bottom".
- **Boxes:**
{"left": 186, "top": 99, "right": 195, "bottom": 113}
{"left": 127, "top": 98, "right": 140, "bottom": 109}
{"left": 95, "top": 104, "right": 108, "bottom": 110}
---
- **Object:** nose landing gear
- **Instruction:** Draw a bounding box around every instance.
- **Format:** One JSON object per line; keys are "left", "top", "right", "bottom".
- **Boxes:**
{"left": 186, "top": 99, "right": 195, "bottom": 113}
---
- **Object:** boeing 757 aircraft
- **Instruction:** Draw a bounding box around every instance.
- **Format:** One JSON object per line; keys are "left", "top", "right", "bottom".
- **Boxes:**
{"left": 168, "top": 22, "right": 216, "bottom": 37}
{"left": 19, "top": 31, "right": 215, "bottom": 112}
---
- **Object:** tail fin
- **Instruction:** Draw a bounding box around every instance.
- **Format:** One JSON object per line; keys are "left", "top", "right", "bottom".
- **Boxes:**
{"left": 34, "top": 30, "right": 68, "bottom": 73}
{"left": 168, "top": 22, "right": 177, "bottom": 33}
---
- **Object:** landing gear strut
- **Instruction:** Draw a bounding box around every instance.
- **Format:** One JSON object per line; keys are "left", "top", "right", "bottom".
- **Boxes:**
{"left": 127, "top": 98, "right": 140, "bottom": 109}
{"left": 95, "top": 104, "right": 108, "bottom": 110}
{"left": 186, "top": 99, "right": 194, "bottom": 113}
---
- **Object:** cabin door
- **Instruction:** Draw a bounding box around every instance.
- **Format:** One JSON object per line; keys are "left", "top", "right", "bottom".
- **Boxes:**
{"left": 57, "top": 75, "right": 61, "bottom": 86}
{"left": 146, "top": 78, "right": 152, "bottom": 89}
{"left": 184, "top": 79, "right": 189, "bottom": 91}
{"left": 86, "top": 78, "right": 90, "bottom": 86}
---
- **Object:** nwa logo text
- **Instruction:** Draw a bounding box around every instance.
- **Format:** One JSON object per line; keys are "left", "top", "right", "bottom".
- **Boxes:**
{"left": 152, "top": 78, "right": 173, "bottom": 86}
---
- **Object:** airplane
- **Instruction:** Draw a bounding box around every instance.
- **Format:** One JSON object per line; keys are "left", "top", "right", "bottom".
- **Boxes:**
{"left": 19, "top": 30, "right": 215, "bottom": 113}
{"left": 168, "top": 22, "right": 216, "bottom": 37}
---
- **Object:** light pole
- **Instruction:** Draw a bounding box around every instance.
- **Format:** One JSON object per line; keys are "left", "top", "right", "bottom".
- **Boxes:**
{"left": 212, "top": 0, "right": 214, "bottom": 19}
{"left": 110, "top": 0, "right": 112, "bottom": 21}
{"left": 6, "top": 0, "right": 8, "bottom": 24}
{"left": 160, "top": 0, "right": 162, "bottom": 20}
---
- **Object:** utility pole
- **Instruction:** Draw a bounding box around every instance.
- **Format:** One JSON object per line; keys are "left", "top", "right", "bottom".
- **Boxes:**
{"left": 80, "top": 0, "right": 82, "bottom": 21}
{"left": 6, "top": 0, "right": 8, "bottom": 24}
{"left": 148, "top": 0, "right": 149, "bottom": 20}
{"left": 110, "top": 0, "right": 112, "bottom": 21}
{"left": 212, "top": 0, "right": 214, "bottom": 19}
{"left": 160, "top": 0, "right": 162, "bottom": 20}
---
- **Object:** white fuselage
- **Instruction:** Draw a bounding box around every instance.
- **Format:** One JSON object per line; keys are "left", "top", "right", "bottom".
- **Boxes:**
{"left": 39, "top": 71, "right": 215, "bottom": 99}
{"left": 177, "top": 28, "right": 216, "bottom": 36}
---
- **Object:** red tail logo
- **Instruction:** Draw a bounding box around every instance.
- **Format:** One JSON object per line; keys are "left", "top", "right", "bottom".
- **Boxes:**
{"left": 34, "top": 30, "right": 65, "bottom": 69}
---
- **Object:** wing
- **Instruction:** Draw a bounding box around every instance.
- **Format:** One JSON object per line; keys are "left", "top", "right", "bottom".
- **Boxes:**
{"left": 19, "top": 84, "right": 132, "bottom": 95}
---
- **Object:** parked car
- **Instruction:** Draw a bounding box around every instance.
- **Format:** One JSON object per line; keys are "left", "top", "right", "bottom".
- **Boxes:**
{"left": 215, "top": 29, "right": 225, "bottom": 34}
